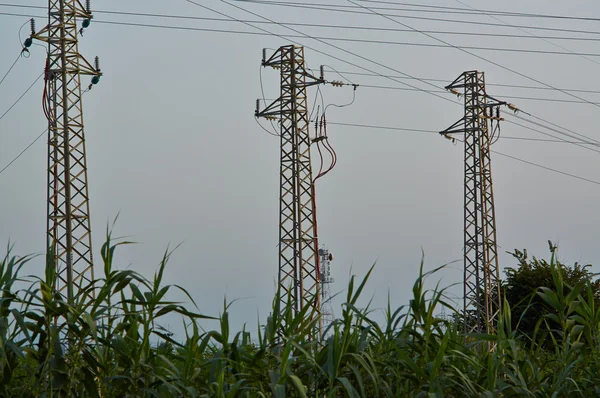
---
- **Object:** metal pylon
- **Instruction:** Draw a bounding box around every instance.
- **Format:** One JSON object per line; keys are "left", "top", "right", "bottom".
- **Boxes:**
{"left": 29, "top": 0, "right": 101, "bottom": 301}
{"left": 441, "top": 71, "right": 504, "bottom": 334}
{"left": 256, "top": 45, "right": 324, "bottom": 329}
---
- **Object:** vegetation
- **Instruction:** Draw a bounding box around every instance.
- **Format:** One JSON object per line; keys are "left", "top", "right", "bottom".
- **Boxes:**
{"left": 1, "top": 231, "right": 600, "bottom": 397}
{"left": 504, "top": 241, "right": 600, "bottom": 348}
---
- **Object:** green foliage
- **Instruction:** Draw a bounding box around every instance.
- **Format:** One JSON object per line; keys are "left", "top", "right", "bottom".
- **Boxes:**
{"left": 1, "top": 233, "right": 600, "bottom": 396}
{"left": 504, "top": 241, "right": 600, "bottom": 346}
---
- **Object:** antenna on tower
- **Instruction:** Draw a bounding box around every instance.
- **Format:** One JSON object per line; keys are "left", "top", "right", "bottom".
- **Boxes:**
{"left": 318, "top": 247, "right": 334, "bottom": 337}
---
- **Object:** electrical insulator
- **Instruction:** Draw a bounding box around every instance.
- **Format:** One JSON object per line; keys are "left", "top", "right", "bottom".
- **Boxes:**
{"left": 262, "top": 48, "right": 266, "bottom": 65}
{"left": 320, "top": 65, "right": 324, "bottom": 81}
{"left": 449, "top": 88, "right": 462, "bottom": 97}
{"left": 30, "top": 18, "right": 35, "bottom": 35}
{"left": 91, "top": 57, "right": 101, "bottom": 85}
{"left": 255, "top": 99, "right": 260, "bottom": 115}
{"left": 86, "top": 0, "right": 91, "bottom": 13}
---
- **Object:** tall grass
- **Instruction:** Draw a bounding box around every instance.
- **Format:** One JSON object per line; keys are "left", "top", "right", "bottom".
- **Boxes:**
{"left": 0, "top": 231, "right": 599, "bottom": 397}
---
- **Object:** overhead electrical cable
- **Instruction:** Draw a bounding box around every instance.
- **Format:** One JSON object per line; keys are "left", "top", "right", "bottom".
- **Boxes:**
{"left": 229, "top": 1, "right": 600, "bottom": 37}
{"left": 321, "top": 69, "right": 600, "bottom": 95}
{"left": 326, "top": 121, "right": 600, "bottom": 186}
{"left": 454, "top": 0, "right": 600, "bottom": 66}
{"left": 504, "top": 118, "right": 600, "bottom": 155}
{"left": 327, "top": 121, "right": 599, "bottom": 146}
{"left": 342, "top": 0, "right": 600, "bottom": 151}
{"left": 0, "top": 128, "right": 46, "bottom": 176}
{"left": 8, "top": 1, "right": 600, "bottom": 25}
{"left": 0, "top": 73, "right": 43, "bottom": 122}
{"left": 7, "top": 5, "right": 600, "bottom": 45}
{"left": 357, "top": 0, "right": 600, "bottom": 23}
{"left": 492, "top": 150, "right": 600, "bottom": 186}
{"left": 180, "top": 0, "right": 456, "bottom": 104}
{"left": 509, "top": 113, "right": 600, "bottom": 145}
{"left": 354, "top": 83, "right": 600, "bottom": 106}
{"left": 3, "top": 3, "right": 596, "bottom": 174}
{"left": 194, "top": 0, "right": 600, "bottom": 154}
{"left": 0, "top": 53, "right": 21, "bottom": 89}
{"left": 346, "top": 0, "right": 600, "bottom": 110}
{"left": 73, "top": 19, "right": 600, "bottom": 59}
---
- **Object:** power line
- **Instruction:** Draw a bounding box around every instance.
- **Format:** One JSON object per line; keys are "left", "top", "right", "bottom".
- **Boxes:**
{"left": 326, "top": 121, "right": 600, "bottom": 186}
{"left": 511, "top": 113, "right": 600, "bottom": 145}
{"left": 328, "top": 121, "right": 599, "bottom": 145}
{"left": 357, "top": 0, "right": 600, "bottom": 23}
{"left": 182, "top": 0, "right": 456, "bottom": 104}
{"left": 1, "top": 13, "right": 593, "bottom": 109}
{"left": 6, "top": 6, "right": 600, "bottom": 59}
{"left": 347, "top": 0, "right": 600, "bottom": 110}
{"left": 6, "top": 5, "right": 600, "bottom": 45}
{"left": 7, "top": 1, "right": 600, "bottom": 25}
{"left": 0, "top": 53, "right": 21, "bottom": 88}
{"left": 188, "top": 0, "right": 600, "bottom": 158}
{"left": 356, "top": 83, "right": 600, "bottom": 106}
{"left": 6, "top": 2, "right": 598, "bottom": 172}
{"left": 454, "top": 0, "right": 600, "bottom": 67}
{"left": 339, "top": 0, "right": 600, "bottom": 154}
{"left": 321, "top": 69, "right": 600, "bottom": 95}
{"left": 504, "top": 117, "right": 600, "bottom": 156}
{"left": 0, "top": 128, "right": 46, "bottom": 176}
{"left": 8, "top": 0, "right": 600, "bottom": 26}
{"left": 0, "top": 73, "right": 43, "bottom": 122}
{"left": 4, "top": 9, "right": 600, "bottom": 98}
{"left": 84, "top": 19, "right": 600, "bottom": 59}
{"left": 90, "top": 20, "right": 600, "bottom": 58}
{"left": 493, "top": 150, "right": 600, "bottom": 186}
{"left": 229, "top": 1, "right": 600, "bottom": 37}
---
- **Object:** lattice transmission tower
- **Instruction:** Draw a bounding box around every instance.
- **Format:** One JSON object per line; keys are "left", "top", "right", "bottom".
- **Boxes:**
{"left": 26, "top": 0, "right": 102, "bottom": 301}
{"left": 256, "top": 45, "right": 325, "bottom": 330}
{"left": 440, "top": 71, "right": 504, "bottom": 334}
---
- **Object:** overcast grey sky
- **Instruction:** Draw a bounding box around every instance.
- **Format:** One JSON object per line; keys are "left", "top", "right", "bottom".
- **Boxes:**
{"left": 1, "top": 0, "right": 600, "bottom": 336}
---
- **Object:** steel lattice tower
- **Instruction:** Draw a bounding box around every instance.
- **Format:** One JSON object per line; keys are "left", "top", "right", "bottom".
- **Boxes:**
{"left": 441, "top": 71, "right": 504, "bottom": 334}
{"left": 30, "top": 0, "right": 101, "bottom": 301}
{"left": 256, "top": 45, "right": 324, "bottom": 327}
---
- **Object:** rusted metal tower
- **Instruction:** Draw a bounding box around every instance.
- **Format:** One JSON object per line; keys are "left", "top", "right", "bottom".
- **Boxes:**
{"left": 256, "top": 45, "right": 324, "bottom": 328}
{"left": 440, "top": 71, "right": 504, "bottom": 334}
{"left": 28, "top": 0, "right": 101, "bottom": 301}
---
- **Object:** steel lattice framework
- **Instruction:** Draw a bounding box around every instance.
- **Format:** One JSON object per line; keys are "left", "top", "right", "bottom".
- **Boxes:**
{"left": 32, "top": 0, "right": 101, "bottom": 301}
{"left": 256, "top": 45, "right": 324, "bottom": 326}
{"left": 441, "top": 71, "right": 504, "bottom": 334}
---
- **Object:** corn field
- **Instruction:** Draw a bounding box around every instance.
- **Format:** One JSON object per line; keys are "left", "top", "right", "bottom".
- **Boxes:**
{"left": 1, "top": 229, "right": 600, "bottom": 397}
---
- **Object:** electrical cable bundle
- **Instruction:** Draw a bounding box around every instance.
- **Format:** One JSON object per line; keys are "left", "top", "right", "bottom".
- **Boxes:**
{"left": 313, "top": 114, "right": 337, "bottom": 183}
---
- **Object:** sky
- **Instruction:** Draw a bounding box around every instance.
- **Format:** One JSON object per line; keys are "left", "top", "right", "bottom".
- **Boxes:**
{"left": 1, "top": 0, "right": 600, "bottom": 337}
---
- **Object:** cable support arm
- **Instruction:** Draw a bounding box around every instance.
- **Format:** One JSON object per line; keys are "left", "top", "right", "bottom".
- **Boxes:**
{"left": 25, "top": 1, "right": 102, "bottom": 84}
